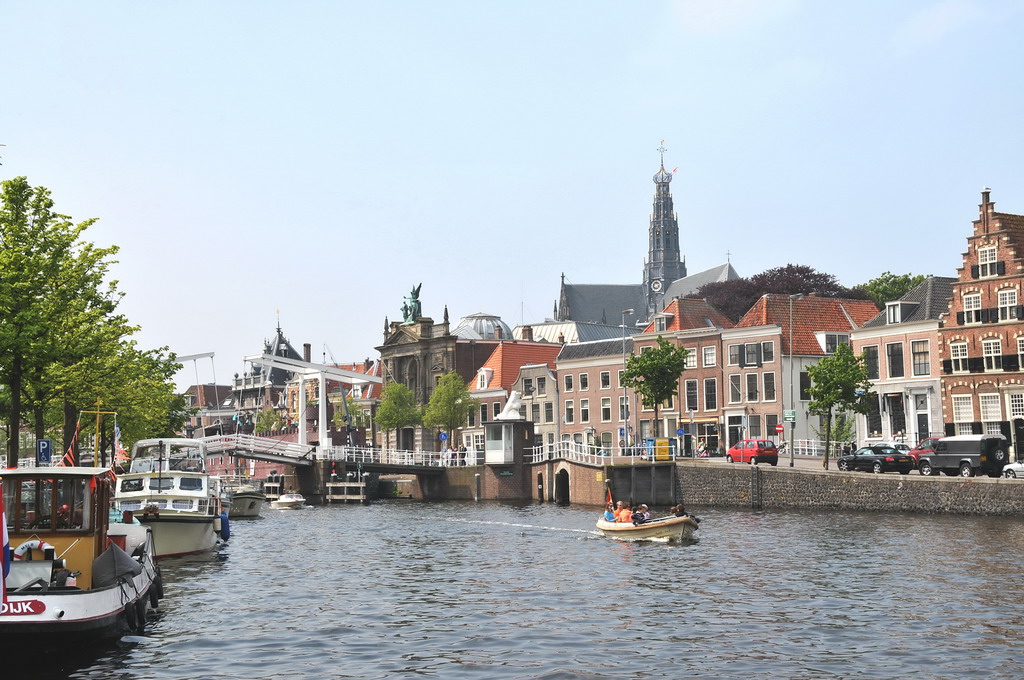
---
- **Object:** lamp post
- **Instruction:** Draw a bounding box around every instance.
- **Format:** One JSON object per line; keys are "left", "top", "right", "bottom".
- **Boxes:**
{"left": 788, "top": 293, "right": 805, "bottom": 467}
{"left": 621, "top": 308, "right": 634, "bottom": 454}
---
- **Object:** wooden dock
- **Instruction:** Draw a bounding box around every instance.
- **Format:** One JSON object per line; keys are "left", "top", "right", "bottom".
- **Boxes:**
{"left": 325, "top": 480, "right": 367, "bottom": 504}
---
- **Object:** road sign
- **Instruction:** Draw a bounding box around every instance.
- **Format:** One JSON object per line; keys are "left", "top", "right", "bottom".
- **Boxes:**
{"left": 775, "top": 424, "right": 784, "bottom": 434}
{"left": 783, "top": 410, "right": 796, "bottom": 422}
{"left": 676, "top": 428, "right": 685, "bottom": 437}
{"left": 36, "top": 438, "right": 53, "bottom": 465}
{"left": 439, "top": 432, "right": 448, "bottom": 441}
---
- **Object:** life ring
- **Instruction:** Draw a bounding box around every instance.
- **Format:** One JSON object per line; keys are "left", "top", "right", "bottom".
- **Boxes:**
{"left": 13, "top": 540, "right": 55, "bottom": 560}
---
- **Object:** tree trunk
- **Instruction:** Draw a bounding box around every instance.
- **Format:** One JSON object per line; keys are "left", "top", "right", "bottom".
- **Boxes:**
{"left": 62, "top": 399, "right": 79, "bottom": 467}
{"left": 823, "top": 410, "right": 832, "bottom": 470}
{"left": 7, "top": 354, "right": 22, "bottom": 467}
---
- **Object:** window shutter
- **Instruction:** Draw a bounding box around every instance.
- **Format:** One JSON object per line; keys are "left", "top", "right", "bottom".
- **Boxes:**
{"left": 957, "top": 311, "right": 965, "bottom": 324}
{"left": 1000, "top": 421, "right": 1012, "bottom": 440}
{"left": 942, "top": 359, "right": 953, "bottom": 374}
{"left": 755, "top": 343, "right": 763, "bottom": 367}
{"left": 971, "top": 264, "right": 979, "bottom": 278}
{"left": 1003, "top": 354, "right": 1020, "bottom": 372}
{"left": 738, "top": 344, "right": 746, "bottom": 368}
{"left": 944, "top": 423, "right": 955, "bottom": 436}
{"left": 968, "top": 357, "right": 985, "bottom": 373}
{"left": 971, "top": 422, "right": 983, "bottom": 435}
{"left": 997, "top": 261, "right": 1006, "bottom": 275}
{"left": 1017, "top": 305, "right": 1024, "bottom": 319}
{"left": 988, "top": 308, "right": 1000, "bottom": 323}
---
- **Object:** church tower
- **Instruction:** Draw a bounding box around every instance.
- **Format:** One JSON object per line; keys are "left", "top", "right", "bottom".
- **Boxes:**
{"left": 642, "top": 143, "right": 686, "bottom": 317}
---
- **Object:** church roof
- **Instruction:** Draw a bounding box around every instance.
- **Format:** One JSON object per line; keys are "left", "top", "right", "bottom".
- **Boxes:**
{"left": 663, "top": 262, "right": 740, "bottom": 300}
{"left": 469, "top": 342, "right": 562, "bottom": 392}
{"left": 738, "top": 295, "right": 880, "bottom": 355}
{"left": 513, "top": 321, "right": 636, "bottom": 344}
{"left": 558, "top": 283, "right": 646, "bottom": 327}
{"left": 452, "top": 312, "right": 513, "bottom": 340}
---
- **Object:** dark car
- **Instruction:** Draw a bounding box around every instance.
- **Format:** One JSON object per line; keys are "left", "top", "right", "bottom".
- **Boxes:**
{"left": 837, "top": 446, "right": 916, "bottom": 474}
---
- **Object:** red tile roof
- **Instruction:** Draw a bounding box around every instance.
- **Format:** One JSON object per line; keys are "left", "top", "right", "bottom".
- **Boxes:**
{"left": 737, "top": 294, "right": 880, "bottom": 355}
{"left": 640, "top": 298, "right": 734, "bottom": 333}
{"left": 469, "top": 342, "right": 561, "bottom": 391}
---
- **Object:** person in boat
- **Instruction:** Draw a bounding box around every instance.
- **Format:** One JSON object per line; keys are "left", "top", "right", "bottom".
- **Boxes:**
{"left": 614, "top": 501, "right": 633, "bottom": 523}
{"left": 671, "top": 503, "right": 687, "bottom": 517}
{"left": 631, "top": 504, "right": 651, "bottom": 525}
{"left": 603, "top": 503, "right": 616, "bottom": 521}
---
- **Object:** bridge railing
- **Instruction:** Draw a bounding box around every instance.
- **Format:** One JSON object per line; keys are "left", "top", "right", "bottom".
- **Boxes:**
{"left": 203, "top": 433, "right": 316, "bottom": 460}
{"left": 526, "top": 441, "right": 682, "bottom": 465}
{"left": 318, "top": 446, "right": 483, "bottom": 467}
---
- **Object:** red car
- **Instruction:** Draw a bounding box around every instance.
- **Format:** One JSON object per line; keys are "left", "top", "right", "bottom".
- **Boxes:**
{"left": 726, "top": 439, "right": 779, "bottom": 465}
{"left": 909, "top": 437, "right": 941, "bottom": 464}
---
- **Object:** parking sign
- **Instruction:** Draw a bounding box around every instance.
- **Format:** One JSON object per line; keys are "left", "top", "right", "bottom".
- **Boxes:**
{"left": 36, "top": 438, "right": 53, "bottom": 465}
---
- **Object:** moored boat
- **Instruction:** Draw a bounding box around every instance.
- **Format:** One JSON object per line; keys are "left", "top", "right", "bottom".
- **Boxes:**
{"left": 595, "top": 515, "right": 699, "bottom": 542}
{"left": 223, "top": 478, "right": 266, "bottom": 519}
{"left": 1, "top": 466, "right": 162, "bottom": 648}
{"left": 113, "top": 438, "right": 228, "bottom": 557}
{"left": 270, "top": 493, "right": 306, "bottom": 510}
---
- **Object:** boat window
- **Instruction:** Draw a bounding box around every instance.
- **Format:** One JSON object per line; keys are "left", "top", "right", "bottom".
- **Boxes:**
{"left": 3, "top": 481, "right": 16, "bottom": 533}
{"left": 120, "top": 478, "right": 144, "bottom": 492}
{"left": 149, "top": 478, "right": 174, "bottom": 491}
{"left": 55, "top": 476, "right": 89, "bottom": 530}
{"left": 178, "top": 478, "right": 204, "bottom": 491}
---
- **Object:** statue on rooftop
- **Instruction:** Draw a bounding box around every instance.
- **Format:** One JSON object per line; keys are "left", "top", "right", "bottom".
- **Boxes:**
{"left": 402, "top": 283, "right": 423, "bottom": 324}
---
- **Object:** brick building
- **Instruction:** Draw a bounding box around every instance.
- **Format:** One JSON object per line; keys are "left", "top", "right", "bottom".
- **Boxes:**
{"left": 939, "top": 190, "right": 1024, "bottom": 453}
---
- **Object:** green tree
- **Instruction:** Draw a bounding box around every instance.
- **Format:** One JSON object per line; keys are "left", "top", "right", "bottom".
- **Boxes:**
{"left": 255, "top": 408, "right": 282, "bottom": 433}
{"left": 854, "top": 271, "right": 926, "bottom": 308}
{"left": 806, "top": 343, "right": 874, "bottom": 470}
{"left": 375, "top": 382, "right": 421, "bottom": 449}
{"left": 621, "top": 336, "right": 688, "bottom": 437}
{"left": 422, "top": 371, "right": 477, "bottom": 445}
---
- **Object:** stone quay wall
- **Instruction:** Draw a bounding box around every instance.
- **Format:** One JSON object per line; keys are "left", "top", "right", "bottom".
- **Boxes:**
{"left": 676, "top": 460, "right": 1024, "bottom": 516}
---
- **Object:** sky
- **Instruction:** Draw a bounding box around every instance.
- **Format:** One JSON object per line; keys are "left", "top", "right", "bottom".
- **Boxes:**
{"left": 3, "top": 1, "right": 1024, "bottom": 390}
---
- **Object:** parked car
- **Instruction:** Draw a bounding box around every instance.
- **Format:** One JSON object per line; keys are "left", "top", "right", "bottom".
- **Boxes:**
{"left": 1002, "top": 460, "right": 1024, "bottom": 478}
{"left": 837, "top": 446, "right": 916, "bottom": 474}
{"left": 725, "top": 439, "right": 779, "bottom": 465}
{"left": 908, "top": 437, "right": 941, "bottom": 464}
{"left": 917, "top": 434, "right": 1008, "bottom": 478}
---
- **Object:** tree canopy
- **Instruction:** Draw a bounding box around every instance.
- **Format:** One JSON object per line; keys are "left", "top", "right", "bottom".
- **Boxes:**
{"left": 621, "top": 336, "right": 688, "bottom": 438}
{"left": 853, "top": 271, "right": 926, "bottom": 308}
{"left": 375, "top": 382, "right": 421, "bottom": 448}
{"left": 422, "top": 371, "right": 477, "bottom": 444}
{"left": 689, "top": 264, "right": 869, "bottom": 322}
{"left": 806, "top": 343, "right": 874, "bottom": 470}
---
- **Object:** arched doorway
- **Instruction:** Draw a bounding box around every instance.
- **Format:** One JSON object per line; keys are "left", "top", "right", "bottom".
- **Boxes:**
{"left": 554, "top": 469, "right": 570, "bottom": 505}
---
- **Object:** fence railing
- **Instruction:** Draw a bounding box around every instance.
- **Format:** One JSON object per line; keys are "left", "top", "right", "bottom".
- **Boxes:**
{"left": 318, "top": 446, "right": 482, "bottom": 467}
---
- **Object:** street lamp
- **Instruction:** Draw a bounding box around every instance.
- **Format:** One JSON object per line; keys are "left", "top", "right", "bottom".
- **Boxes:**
{"left": 621, "top": 308, "right": 634, "bottom": 454}
{"left": 788, "top": 293, "right": 805, "bottom": 467}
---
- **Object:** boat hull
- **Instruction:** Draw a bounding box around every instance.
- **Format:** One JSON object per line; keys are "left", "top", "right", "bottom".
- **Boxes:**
{"left": 596, "top": 515, "right": 699, "bottom": 542}
{"left": 138, "top": 514, "right": 218, "bottom": 557}
{"left": 227, "top": 491, "right": 265, "bottom": 518}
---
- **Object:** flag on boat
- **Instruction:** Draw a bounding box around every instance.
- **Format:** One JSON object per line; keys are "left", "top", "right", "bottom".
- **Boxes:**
{"left": 606, "top": 486, "right": 613, "bottom": 505}
{"left": 114, "top": 421, "right": 130, "bottom": 464}
{"left": 1, "top": 482, "right": 9, "bottom": 607}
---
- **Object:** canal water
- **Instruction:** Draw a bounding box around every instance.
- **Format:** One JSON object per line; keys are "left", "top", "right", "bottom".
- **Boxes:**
{"left": 27, "top": 501, "right": 1024, "bottom": 679}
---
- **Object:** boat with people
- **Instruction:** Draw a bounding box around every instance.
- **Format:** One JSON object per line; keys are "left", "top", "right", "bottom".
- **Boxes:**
{"left": 596, "top": 507, "right": 700, "bottom": 542}
{"left": 270, "top": 493, "right": 306, "bottom": 510}
{"left": 220, "top": 476, "right": 266, "bottom": 519}
{"left": 113, "top": 438, "right": 229, "bottom": 557}
{"left": 1, "top": 466, "right": 163, "bottom": 648}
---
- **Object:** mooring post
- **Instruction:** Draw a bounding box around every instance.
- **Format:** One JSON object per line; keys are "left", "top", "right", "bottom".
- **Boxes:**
{"left": 474, "top": 473, "right": 481, "bottom": 502}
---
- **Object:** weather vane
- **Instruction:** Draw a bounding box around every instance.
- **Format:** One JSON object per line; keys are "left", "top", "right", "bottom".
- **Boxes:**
{"left": 657, "top": 140, "right": 667, "bottom": 165}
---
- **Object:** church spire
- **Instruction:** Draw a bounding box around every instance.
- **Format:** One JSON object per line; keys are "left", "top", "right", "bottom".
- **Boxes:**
{"left": 642, "top": 141, "right": 685, "bottom": 317}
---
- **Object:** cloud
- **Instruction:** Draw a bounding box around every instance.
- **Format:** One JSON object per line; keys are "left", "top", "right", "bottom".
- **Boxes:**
{"left": 669, "top": 0, "right": 801, "bottom": 36}
{"left": 889, "top": 0, "right": 986, "bottom": 54}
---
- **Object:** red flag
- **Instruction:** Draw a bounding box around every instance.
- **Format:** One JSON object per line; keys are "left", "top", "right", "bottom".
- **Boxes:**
{"left": 606, "top": 486, "right": 613, "bottom": 505}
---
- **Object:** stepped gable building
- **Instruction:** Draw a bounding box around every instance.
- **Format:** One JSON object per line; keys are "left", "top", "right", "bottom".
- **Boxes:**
{"left": 852, "top": 276, "right": 954, "bottom": 445}
{"left": 376, "top": 304, "right": 506, "bottom": 450}
{"left": 230, "top": 324, "right": 305, "bottom": 425}
{"left": 556, "top": 145, "right": 738, "bottom": 327}
{"left": 733, "top": 294, "right": 880, "bottom": 445}
{"left": 939, "top": 189, "right": 1024, "bottom": 452}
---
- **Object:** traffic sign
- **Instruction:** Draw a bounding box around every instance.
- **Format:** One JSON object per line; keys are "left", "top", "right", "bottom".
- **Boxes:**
{"left": 676, "top": 428, "right": 685, "bottom": 437}
{"left": 775, "top": 424, "right": 784, "bottom": 434}
{"left": 439, "top": 432, "right": 448, "bottom": 441}
{"left": 36, "top": 438, "right": 53, "bottom": 465}
{"left": 783, "top": 410, "right": 796, "bottom": 422}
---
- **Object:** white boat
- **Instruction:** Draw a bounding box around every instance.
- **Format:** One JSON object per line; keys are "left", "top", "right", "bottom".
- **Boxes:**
{"left": 113, "top": 438, "right": 228, "bottom": 557}
{"left": 270, "top": 493, "right": 306, "bottom": 510}
{"left": 0, "top": 466, "right": 162, "bottom": 648}
{"left": 223, "top": 477, "right": 266, "bottom": 519}
{"left": 595, "top": 514, "right": 700, "bottom": 542}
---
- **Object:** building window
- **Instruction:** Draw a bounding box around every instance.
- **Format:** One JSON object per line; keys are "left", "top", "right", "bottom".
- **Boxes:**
{"left": 480, "top": 404, "right": 488, "bottom": 423}
{"left": 979, "top": 246, "right": 998, "bottom": 277}
{"left": 964, "top": 294, "right": 982, "bottom": 324}
{"left": 600, "top": 371, "right": 611, "bottom": 389}
{"left": 825, "top": 334, "right": 849, "bottom": 354}
{"left": 493, "top": 402, "right": 501, "bottom": 418}
{"left": 537, "top": 377, "right": 546, "bottom": 395}
{"left": 523, "top": 378, "right": 533, "bottom": 395}
{"left": 980, "top": 393, "right": 1002, "bottom": 435}
{"left": 748, "top": 414, "right": 762, "bottom": 438}
{"left": 617, "top": 369, "right": 625, "bottom": 388}
{"left": 983, "top": 339, "right": 1002, "bottom": 371}
{"left": 579, "top": 373, "right": 589, "bottom": 390}
{"left": 999, "top": 289, "right": 1018, "bottom": 321}
{"left": 761, "top": 341, "right": 775, "bottom": 363}
{"left": 564, "top": 374, "right": 573, "bottom": 392}
{"left": 729, "top": 375, "right": 742, "bottom": 403}
{"left": 619, "top": 396, "right": 628, "bottom": 421}
{"left": 601, "top": 397, "right": 611, "bottom": 422}
{"left": 685, "top": 380, "right": 698, "bottom": 412}
{"left": 863, "top": 345, "right": 879, "bottom": 380}
{"left": 744, "top": 344, "right": 760, "bottom": 366}
{"left": 544, "top": 402, "right": 553, "bottom": 423}
{"left": 910, "top": 340, "right": 929, "bottom": 376}
{"left": 564, "top": 401, "right": 574, "bottom": 424}
{"left": 763, "top": 372, "right": 776, "bottom": 401}
{"left": 468, "top": 409, "right": 476, "bottom": 427}
{"left": 886, "top": 342, "right": 905, "bottom": 378}
{"left": 704, "top": 379, "right": 718, "bottom": 411}
{"left": 766, "top": 413, "right": 779, "bottom": 435}
{"left": 951, "top": 342, "right": 969, "bottom": 372}
{"left": 952, "top": 395, "right": 973, "bottom": 435}
{"left": 1011, "top": 393, "right": 1024, "bottom": 419}
{"left": 531, "top": 403, "right": 540, "bottom": 422}
{"left": 580, "top": 399, "right": 590, "bottom": 423}
{"left": 728, "top": 344, "right": 741, "bottom": 366}
{"left": 799, "top": 371, "right": 811, "bottom": 401}
{"left": 684, "top": 348, "right": 697, "bottom": 370}
{"left": 746, "top": 374, "right": 758, "bottom": 401}
{"left": 866, "top": 395, "right": 882, "bottom": 436}
{"left": 703, "top": 346, "right": 716, "bottom": 367}
{"left": 655, "top": 317, "right": 667, "bottom": 332}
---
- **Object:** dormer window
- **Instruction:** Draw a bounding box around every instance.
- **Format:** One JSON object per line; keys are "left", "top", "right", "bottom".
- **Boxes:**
{"left": 817, "top": 333, "right": 849, "bottom": 354}
{"left": 886, "top": 303, "right": 901, "bottom": 324}
{"left": 978, "top": 246, "right": 999, "bottom": 277}
{"left": 477, "top": 368, "right": 493, "bottom": 389}
{"left": 653, "top": 313, "right": 672, "bottom": 332}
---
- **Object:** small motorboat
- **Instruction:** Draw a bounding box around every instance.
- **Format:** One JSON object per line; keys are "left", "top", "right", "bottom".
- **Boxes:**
{"left": 595, "top": 515, "right": 699, "bottom": 542}
{"left": 221, "top": 476, "right": 266, "bottom": 519}
{"left": 270, "top": 493, "right": 306, "bottom": 510}
{"left": 0, "top": 466, "right": 162, "bottom": 649}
